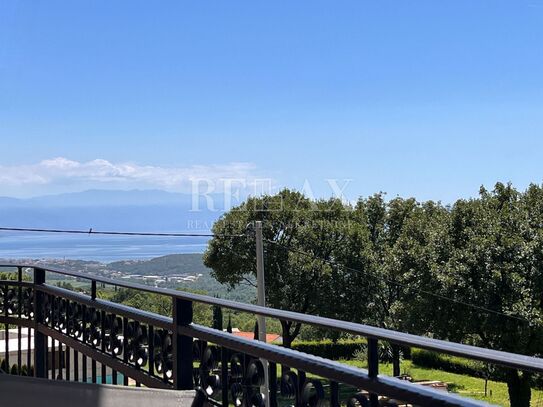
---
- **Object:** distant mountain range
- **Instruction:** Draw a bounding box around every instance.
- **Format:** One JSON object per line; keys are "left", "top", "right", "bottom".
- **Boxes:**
{"left": 0, "top": 189, "right": 228, "bottom": 207}
{"left": 0, "top": 189, "right": 226, "bottom": 232}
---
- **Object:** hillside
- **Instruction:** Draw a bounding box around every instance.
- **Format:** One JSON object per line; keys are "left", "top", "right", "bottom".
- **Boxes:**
{"left": 108, "top": 254, "right": 256, "bottom": 302}
{"left": 30, "top": 253, "right": 256, "bottom": 304}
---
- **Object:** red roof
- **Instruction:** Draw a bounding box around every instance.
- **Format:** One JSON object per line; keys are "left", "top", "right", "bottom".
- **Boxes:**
{"left": 232, "top": 331, "right": 281, "bottom": 343}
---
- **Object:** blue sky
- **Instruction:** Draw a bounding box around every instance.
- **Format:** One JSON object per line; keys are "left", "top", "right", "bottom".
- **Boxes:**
{"left": 1, "top": 1, "right": 542, "bottom": 202}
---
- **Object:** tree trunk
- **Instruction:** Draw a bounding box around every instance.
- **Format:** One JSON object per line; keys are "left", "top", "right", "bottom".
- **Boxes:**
{"left": 280, "top": 320, "right": 302, "bottom": 349}
{"left": 506, "top": 370, "right": 531, "bottom": 407}
{"left": 281, "top": 320, "right": 293, "bottom": 348}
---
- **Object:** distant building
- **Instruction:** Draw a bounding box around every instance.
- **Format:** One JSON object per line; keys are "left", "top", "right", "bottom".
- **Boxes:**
{"left": 225, "top": 328, "right": 282, "bottom": 344}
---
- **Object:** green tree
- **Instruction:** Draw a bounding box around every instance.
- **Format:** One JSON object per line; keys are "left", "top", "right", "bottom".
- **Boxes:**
{"left": 336, "top": 194, "right": 419, "bottom": 329}
{"left": 204, "top": 189, "right": 353, "bottom": 346}
{"left": 395, "top": 183, "right": 543, "bottom": 406}
{"left": 205, "top": 183, "right": 543, "bottom": 406}
{"left": 444, "top": 184, "right": 543, "bottom": 406}
{"left": 386, "top": 200, "right": 453, "bottom": 337}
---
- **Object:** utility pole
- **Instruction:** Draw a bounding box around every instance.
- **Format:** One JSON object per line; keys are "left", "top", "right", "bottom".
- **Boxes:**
{"left": 255, "top": 221, "right": 270, "bottom": 407}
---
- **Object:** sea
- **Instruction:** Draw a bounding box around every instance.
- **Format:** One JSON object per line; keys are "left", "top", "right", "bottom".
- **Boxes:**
{"left": 0, "top": 233, "right": 209, "bottom": 262}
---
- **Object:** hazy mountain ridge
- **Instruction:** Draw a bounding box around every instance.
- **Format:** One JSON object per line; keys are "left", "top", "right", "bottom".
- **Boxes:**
{"left": 0, "top": 189, "right": 227, "bottom": 208}
{"left": 0, "top": 189, "right": 224, "bottom": 232}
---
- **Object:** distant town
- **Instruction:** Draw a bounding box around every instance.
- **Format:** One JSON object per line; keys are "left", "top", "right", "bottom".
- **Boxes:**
{"left": 0, "top": 256, "right": 203, "bottom": 288}
{"left": 0, "top": 254, "right": 256, "bottom": 303}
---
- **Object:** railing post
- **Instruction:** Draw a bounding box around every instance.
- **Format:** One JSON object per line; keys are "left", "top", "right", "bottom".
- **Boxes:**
{"left": 392, "top": 344, "right": 400, "bottom": 377}
{"left": 173, "top": 297, "right": 193, "bottom": 390}
{"left": 330, "top": 381, "right": 339, "bottom": 407}
{"left": 18, "top": 267, "right": 23, "bottom": 374}
{"left": 91, "top": 280, "right": 97, "bottom": 300}
{"left": 367, "top": 338, "right": 379, "bottom": 407}
{"left": 90, "top": 282, "right": 97, "bottom": 384}
{"left": 4, "top": 280, "right": 9, "bottom": 369}
{"left": 269, "top": 362, "right": 278, "bottom": 407}
{"left": 33, "top": 267, "right": 47, "bottom": 378}
{"left": 221, "top": 347, "right": 229, "bottom": 407}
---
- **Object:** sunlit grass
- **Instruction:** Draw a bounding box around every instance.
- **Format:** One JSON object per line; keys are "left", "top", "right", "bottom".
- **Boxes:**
{"left": 340, "top": 359, "right": 543, "bottom": 407}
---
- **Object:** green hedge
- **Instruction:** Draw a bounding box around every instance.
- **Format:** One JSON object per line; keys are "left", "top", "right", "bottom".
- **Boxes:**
{"left": 291, "top": 339, "right": 366, "bottom": 360}
{"left": 411, "top": 349, "right": 506, "bottom": 382}
{"left": 411, "top": 349, "right": 543, "bottom": 389}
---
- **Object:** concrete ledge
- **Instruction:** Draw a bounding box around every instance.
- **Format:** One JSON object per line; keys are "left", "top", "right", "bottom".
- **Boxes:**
{"left": 0, "top": 374, "right": 197, "bottom": 407}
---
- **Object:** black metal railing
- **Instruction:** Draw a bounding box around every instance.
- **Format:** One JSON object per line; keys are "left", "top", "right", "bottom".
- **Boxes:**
{"left": 1, "top": 264, "right": 542, "bottom": 407}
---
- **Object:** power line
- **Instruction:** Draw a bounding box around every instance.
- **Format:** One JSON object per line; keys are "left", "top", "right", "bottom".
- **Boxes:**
{"left": 0, "top": 226, "right": 244, "bottom": 239}
{"left": 265, "top": 239, "right": 534, "bottom": 325}
{"left": 0, "top": 225, "right": 533, "bottom": 324}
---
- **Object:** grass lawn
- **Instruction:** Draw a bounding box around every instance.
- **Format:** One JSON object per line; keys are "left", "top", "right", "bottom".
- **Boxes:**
{"left": 340, "top": 359, "right": 543, "bottom": 407}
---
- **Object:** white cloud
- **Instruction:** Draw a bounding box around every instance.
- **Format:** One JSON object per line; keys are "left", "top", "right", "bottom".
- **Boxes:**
{"left": 0, "top": 157, "right": 271, "bottom": 195}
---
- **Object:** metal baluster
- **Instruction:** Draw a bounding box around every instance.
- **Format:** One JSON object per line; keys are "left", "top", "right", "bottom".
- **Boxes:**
{"left": 4, "top": 283, "right": 9, "bottom": 370}
{"left": 112, "top": 313, "right": 118, "bottom": 385}
{"left": 148, "top": 325, "right": 155, "bottom": 377}
{"left": 65, "top": 345, "right": 70, "bottom": 381}
{"left": 33, "top": 268, "right": 47, "bottom": 379}
{"left": 298, "top": 371, "right": 307, "bottom": 407}
{"left": 52, "top": 339, "right": 56, "bottom": 379}
{"left": 221, "top": 346, "right": 228, "bottom": 407}
{"left": 91, "top": 357, "right": 97, "bottom": 383}
{"left": 123, "top": 317, "right": 129, "bottom": 386}
{"left": 91, "top": 284, "right": 97, "bottom": 384}
{"left": 49, "top": 294, "right": 55, "bottom": 379}
{"left": 27, "top": 326, "right": 31, "bottom": 374}
{"left": 82, "top": 305, "right": 87, "bottom": 383}
{"left": 17, "top": 267, "right": 22, "bottom": 374}
{"left": 367, "top": 338, "right": 379, "bottom": 407}
{"left": 173, "top": 298, "right": 193, "bottom": 390}
{"left": 269, "top": 362, "right": 278, "bottom": 407}
{"left": 330, "top": 381, "right": 339, "bottom": 407}
{"left": 74, "top": 349, "right": 79, "bottom": 382}
{"left": 59, "top": 343, "right": 63, "bottom": 380}
{"left": 221, "top": 346, "right": 229, "bottom": 407}
{"left": 83, "top": 356, "right": 88, "bottom": 383}
{"left": 134, "top": 321, "right": 141, "bottom": 388}
{"left": 101, "top": 310, "right": 106, "bottom": 384}
{"left": 392, "top": 344, "right": 400, "bottom": 377}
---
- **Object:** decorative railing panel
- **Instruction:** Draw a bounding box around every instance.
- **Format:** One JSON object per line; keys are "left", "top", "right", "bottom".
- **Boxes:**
{"left": 1, "top": 264, "right": 543, "bottom": 406}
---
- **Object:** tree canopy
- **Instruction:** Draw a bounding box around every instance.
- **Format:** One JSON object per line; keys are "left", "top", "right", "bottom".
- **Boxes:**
{"left": 204, "top": 184, "right": 543, "bottom": 406}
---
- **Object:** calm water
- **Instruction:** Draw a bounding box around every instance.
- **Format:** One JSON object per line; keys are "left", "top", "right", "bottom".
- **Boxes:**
{"left": 0, "top": 233, "right": 209, "bottom": 261}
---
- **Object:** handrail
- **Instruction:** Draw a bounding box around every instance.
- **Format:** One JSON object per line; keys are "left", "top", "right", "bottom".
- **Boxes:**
{"left": 182, "top": 324, "right": 491, "bottom": 407}
{"left": 0, "top": 278, "right": 493, "bottom": 406}
{"left": 2, "top": 263, "right": 542, "bottom": 375}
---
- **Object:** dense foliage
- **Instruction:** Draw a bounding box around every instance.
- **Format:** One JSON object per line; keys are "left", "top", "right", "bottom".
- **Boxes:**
{"left": 204, "top": 184, "right": 543, "bottom": 407}
{"left": 291, "top": 339, "right": 366, "bottom": 360}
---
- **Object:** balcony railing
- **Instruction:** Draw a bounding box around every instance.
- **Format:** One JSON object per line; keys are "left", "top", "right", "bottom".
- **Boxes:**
{"left": 1, "top": 263, "right": 542, "bottom": 407}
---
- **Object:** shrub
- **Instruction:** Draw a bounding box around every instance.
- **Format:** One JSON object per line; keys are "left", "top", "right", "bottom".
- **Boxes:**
{"left": 353, "top": 343, "right": 368, "bottom": 362}
{"left": 291, "top": 339, "right": 366, "bottom": 360}
{"left": 411, "top": 349, "right": 507, "bottom": 382}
